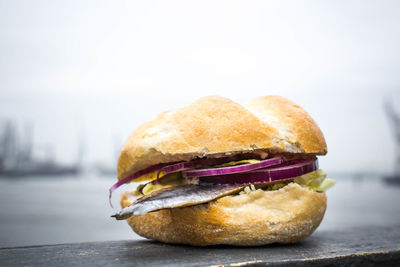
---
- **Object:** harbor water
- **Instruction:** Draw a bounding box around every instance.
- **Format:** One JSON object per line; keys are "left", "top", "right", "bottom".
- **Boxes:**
{"left": 0, "top": 174, "right": 399, "bottom": 248}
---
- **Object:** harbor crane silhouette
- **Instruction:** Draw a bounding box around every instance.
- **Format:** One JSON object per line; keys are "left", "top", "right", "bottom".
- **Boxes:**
{"left": 384, "top": 100, "right": 400, "bottom": 179}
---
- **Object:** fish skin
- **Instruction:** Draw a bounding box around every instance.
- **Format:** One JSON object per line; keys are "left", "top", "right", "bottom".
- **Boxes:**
{"left": 112, "top": 184, "right": 244, "bottom": 220}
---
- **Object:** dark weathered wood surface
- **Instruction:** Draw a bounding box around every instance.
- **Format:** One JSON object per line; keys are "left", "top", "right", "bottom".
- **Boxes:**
{"left": 1, "top": 224, "right": 399, "bottom": 266}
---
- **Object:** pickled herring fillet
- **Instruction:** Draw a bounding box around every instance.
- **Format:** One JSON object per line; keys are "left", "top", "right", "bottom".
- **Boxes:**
{"left": 112, "top": 184, "right": 244, "bottom": 220}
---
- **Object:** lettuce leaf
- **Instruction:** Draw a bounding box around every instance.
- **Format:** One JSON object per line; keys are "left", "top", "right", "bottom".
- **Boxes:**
{"left": 137, "top": 163, "right": 335, "bottom": 196}
{"left": 294, "top": 169, "right": 335, "bottom": 191}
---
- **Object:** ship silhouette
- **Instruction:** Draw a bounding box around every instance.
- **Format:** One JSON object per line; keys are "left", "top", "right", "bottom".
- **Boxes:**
{"left": 0, "top": 120, "right": 81, "bottom": 177}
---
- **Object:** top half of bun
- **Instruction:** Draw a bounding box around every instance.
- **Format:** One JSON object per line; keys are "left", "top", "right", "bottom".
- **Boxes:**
{"left": 117, "top": 96, "right": 327, "bottom": 180}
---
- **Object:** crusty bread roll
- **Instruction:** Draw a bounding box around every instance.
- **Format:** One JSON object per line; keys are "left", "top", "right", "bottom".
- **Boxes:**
{"left": 121, "top": 183, "right": 327, "bottom": 246}
{"left": 116, "top": 95, "right": 328, "bottom": 246}
{"left": 117, "top": 96, "right": 326, "bottom": 180}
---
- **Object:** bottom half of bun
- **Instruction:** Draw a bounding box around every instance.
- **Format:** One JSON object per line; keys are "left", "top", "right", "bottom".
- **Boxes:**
{"left": 120, "top": 183, "right": 327, "bottom": 246}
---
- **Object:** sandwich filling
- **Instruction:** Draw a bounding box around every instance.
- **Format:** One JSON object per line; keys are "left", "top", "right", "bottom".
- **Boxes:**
{"left": 111, "top": 154, "right": 335, "bottom": 220}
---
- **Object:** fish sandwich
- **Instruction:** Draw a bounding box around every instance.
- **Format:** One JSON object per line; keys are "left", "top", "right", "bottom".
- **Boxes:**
{"left": 110, "top": 96, "right": 335, "bottom": 246}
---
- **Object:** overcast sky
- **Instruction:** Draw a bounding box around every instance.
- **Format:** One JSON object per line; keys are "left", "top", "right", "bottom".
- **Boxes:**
{"left": 1, "top": 0, "right": 400, "bottom": 173}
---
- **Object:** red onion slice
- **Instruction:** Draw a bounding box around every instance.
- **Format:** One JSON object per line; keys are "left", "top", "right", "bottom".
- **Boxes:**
{"left": 157, "top": 161, "right": 198, "bottom": 179}
{"left": 109, "top": 163, "right": 166, "bottom": 207}
{"left": 183, "top": 156, "right": 283, "bottom": 178}
{"left": 108, "top": 154, "right": 262, "bottom": 207}
{"left": 157, "top": 155, "right": 267, "bottom": 178}
{"left": 199, "top": 158, "right": 318, "bottom": 185}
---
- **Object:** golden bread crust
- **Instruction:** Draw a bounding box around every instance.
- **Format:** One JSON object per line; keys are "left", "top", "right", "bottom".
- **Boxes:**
{"left": 244, "top": 96, "right": 327, "bottom": 155}
{"left": 117, "top": 96, "right": 326, "bottom": 180}
{"left": 120, "top": 183, "right": 327, "bottom": 246}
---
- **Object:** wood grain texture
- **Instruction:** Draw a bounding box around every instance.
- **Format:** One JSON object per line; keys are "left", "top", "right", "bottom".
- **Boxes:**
{"left": 1, "top": 225, "right": 399, "bottom": 266}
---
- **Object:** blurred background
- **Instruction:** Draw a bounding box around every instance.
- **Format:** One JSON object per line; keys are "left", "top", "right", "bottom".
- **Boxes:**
{"left": 1, "top": 0, "right": 400, "bottom": 248}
